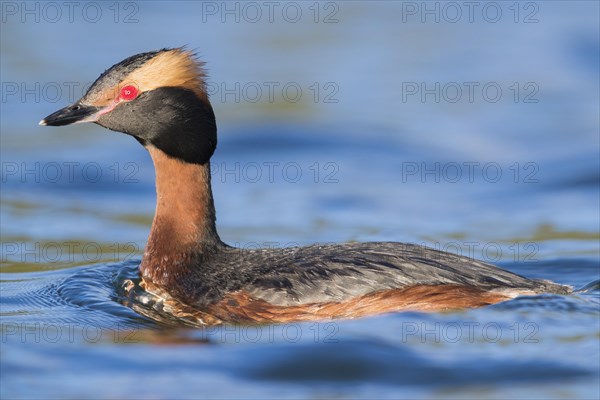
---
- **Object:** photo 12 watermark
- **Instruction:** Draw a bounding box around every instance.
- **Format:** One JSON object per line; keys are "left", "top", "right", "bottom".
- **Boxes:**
{"left": 206, "top": 81, "right": 340, "bottom": 104}
{"left": 1, "top": 1, "right": 140, "bottom": 24}
{"left": 1, "top": 161, "right": 141, "bottom": 184}
{"left": 400, "top": 1, "right": 540, "bottom": 24}
{"left": 1, "top": 323, "right": 140, "bottom": 344}
{"left": 199, "top": 321, "right": 339, "bottom": 343}
{"left": 210, "top": 161, "right": 340, "bottom": 184}
{"left": 401, "top": 82, "right": 539, "bottom": 104}
{"left": 399, "top": 321, "right": 539, "bottom": 343}
{"left": 426, "top": 241, "right": 540, "bottom": 263}
{"left": 1, "top": 241, "right": 141, "bottom": 265}
{"left": 199, "top": 1, "right": 340, "bottom": 24}
{"left": 400, "top": 162, "right": 540, "bottom": 184}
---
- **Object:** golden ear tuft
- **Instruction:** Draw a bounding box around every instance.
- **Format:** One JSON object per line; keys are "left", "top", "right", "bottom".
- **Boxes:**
{"left": 122, "top": 48, "right": 209, "bottom": 100}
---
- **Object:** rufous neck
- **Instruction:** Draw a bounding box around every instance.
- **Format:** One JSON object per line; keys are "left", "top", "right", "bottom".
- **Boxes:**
{"left": 140, "top": 146, "right": 221, "bottom": 280}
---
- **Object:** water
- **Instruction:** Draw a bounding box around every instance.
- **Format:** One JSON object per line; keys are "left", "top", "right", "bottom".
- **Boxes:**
{"left": 1, "top": 2, "right": 599, "bottom": 398}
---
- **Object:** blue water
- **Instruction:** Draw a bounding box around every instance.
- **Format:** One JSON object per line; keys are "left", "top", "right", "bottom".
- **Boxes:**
{"left": 1, "top": 1, "right": 599, "bottom": 399}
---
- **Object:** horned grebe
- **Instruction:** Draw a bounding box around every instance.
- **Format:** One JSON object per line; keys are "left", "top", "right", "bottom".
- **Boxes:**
{"left": 40, "top": 48, "right": 571, "bottom": 324}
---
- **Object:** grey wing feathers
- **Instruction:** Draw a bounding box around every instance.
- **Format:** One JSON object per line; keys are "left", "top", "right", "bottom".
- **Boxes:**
{"left": 228, "top": 242, "right": 571, "bottom": 306}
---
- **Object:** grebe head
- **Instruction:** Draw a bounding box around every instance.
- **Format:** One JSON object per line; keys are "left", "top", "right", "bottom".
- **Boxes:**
{"left": 40, "top": 48, "right": 217, "bottom": 165}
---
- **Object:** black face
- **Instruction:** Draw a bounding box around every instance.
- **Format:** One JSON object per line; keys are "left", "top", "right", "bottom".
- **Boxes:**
{"left": 97, "top": 87, "right": 217, "bottom": 165}
{"left": 41, "top": 86, "right": 217, "bottom": 165}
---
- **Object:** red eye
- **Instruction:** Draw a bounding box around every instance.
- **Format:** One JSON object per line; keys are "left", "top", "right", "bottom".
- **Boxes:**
{"left": 120, "top": 85, "right": 138, "bottom": 101}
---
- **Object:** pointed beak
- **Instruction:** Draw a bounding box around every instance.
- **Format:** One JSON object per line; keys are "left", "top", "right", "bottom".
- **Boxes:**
{"left": 39, "top": 103, "right": 102, "bottom": 126}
